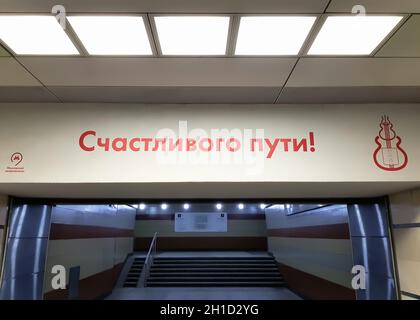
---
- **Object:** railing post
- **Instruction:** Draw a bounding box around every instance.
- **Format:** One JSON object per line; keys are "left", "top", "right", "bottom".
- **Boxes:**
{"left": 138, "top": 232, "right": 157, "bottom": 288}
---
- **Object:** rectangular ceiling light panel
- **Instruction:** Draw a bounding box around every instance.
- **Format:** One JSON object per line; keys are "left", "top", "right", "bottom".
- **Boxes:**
{"left": 308, "top": 16, "right": 403, "bottom": 55}
{"left": 154, "top": 16, "right": 230, "bottom": 55}
{"left": 0, "top": 15, "right": 78, "bottom": 55}
{"left": 235, "top": 16, "right": 317, "bottom": 55}
{"left": 68, "top": 16, "right": 152, "bottom": 55}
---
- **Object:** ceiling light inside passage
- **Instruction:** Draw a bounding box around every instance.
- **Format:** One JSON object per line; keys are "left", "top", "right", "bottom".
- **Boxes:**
{"left": 308, "top": 15, "right": 403, "bottom": 55}
{"left": 0, "top": 15, "right": 79, "bottom": 55}
{"left": 235, "top": 16, "right": 317, "bottom": 55}
{"left": 154, "top": 16, "right": 230, "bottom": 55}
{"left": 68, "top": 15, "right": 152, "bottom": 55}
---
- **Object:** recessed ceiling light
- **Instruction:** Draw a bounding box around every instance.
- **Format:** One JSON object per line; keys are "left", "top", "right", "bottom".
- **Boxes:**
{"left": 139, "top": 203, "right": 146, "bottom": 210}
{"left": 161, "top": 203, "right": 168, "bottom": 210}
{"left": 260, "top": 203, "right": 266, "bottom": 210}
{"left": 216, "top": 203, "right": 223, "bottom": 210}
{"left": 308, "top": 15, "right": 403, "bottom": 55}
{"left": 238, "top": 203, "right": 245, "bottom": 210}
{"left": 0, "top": 15, "right": 79, "bottom": 55}
{"left": 154, "top": 16, "right": 230, "bottom": 55}
{"left": 183, "top": 203, "right": 190, "bottom": 210}
{"left": 68, "top": 15, "right": 152, "bottom": 55}
{"left": 235, "top": 16, "right": 316, "bottom": 55}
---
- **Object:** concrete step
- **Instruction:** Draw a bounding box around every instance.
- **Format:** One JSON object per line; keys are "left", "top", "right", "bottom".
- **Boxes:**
{"left": 122, "top": 257, "right": 146, "bottom": 287}
{"left": 123, "top": 284, "right": 138, "bottom": 288}
{"left": 123, "top": 281, "right": 139, "bottom": 287}
{"left": 154, "top": 262, "right": 276, "bottom": 264}
{"left": 120, "top": 253, "right": 283, "bottom": 289}
{"left": 124, "top": 280, "right": 138, "bottom": 284}
{"left": 155, "top": 258, "right": 275, "bottom": 261}
{"left": 154, "top": 257, "right": 274, "bottom": 260}
{"left": 148, "top": 277, "right": 283, "bottom": 281}
{"left": 150, "top": 263, "right": 277, "bottom": 267}
{"left": 150, "top": 267, "right": 279, "bottom": 272}
{"left": 146, "top": 281, "right": 286, "bottom": 287}
{"left": 149, "top": 272, "right": 282, "bottom": 276}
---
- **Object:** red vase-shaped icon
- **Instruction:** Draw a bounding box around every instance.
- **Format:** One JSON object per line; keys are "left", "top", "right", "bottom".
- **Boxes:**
{"left": 373, "top": 115, "right": 408, "bottom": 171}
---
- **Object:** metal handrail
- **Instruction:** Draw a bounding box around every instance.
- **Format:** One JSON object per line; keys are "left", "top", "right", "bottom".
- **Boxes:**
{"left": 138, "top": 232, "right": 157, "bottom": 287}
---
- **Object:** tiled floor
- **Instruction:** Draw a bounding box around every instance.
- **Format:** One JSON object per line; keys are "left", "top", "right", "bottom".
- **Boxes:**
{"left": 107, "top": 287, "right": 301, "bottom": 300}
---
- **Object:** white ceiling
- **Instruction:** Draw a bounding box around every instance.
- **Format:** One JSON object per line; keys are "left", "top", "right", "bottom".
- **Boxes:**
{"left": 377, "top": 15, "right": 420, "bottom": 57}
{"left": 326, "top": 0, "right": 420, "bottom": 13}
{"left": 0, "top": 0, "right": 331, "bottom": 14}
{"left": 1, "top": 1, "right": 419, "bottom": 199}
{"left": 0, "top": 0, "right": 420, "bottom": 104}
{"left": 1, "top": 0, "right": 420, "bottom": 14}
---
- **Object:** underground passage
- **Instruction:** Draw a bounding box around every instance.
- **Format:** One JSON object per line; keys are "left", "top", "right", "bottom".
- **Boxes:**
{"left": 0, "top": 199, "right": 405, "bottom": 300}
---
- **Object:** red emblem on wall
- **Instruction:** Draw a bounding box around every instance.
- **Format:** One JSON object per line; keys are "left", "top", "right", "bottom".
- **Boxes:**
{"left": 373, "top": 115, "right": 408, "bottom": 171}
{"left": 5, "top": 152, "right": 25, "bottom": 173}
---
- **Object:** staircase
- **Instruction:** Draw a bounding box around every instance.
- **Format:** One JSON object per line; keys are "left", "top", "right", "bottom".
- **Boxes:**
{"left": 145, "top": 255, "right": 285, "bottom": 287}
{"left": 122, "top": 257, "right": 145, "bottom": 288}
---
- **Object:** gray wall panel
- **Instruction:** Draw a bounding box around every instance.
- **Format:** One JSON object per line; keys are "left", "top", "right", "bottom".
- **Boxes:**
{"left": 347, "top": 203, "right": 397, "bottom": 300}
{"left": 356, "top": 274, "right": 397, "bottom": 300}
{"left": 51, "top": 204, "right": 135, "bottom": 229}
{"left": 3, "top": 238, "right": 48, "bottom": 279}
{"left": 0, "top": 273, "right": 44, "bottom": 300}
{"left": 351, "top": 237, "right": 394, "bottom": 279}
{"left": 8, "top": 205, "right": 51, "bottom": 238}
{"left": 0, "top": 204, "right": 51, "bottom": 300}
{"left": 266, "top": 204, "right": 348, "bottom": 229}
{"left": 348, "top": 204, "right": 389, "bottom": 237}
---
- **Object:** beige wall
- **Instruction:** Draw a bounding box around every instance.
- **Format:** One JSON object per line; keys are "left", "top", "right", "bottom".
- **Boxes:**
{"left": 43, "top": 204, "right": 136, "bottom": 299}
{"left": 266, "top": 204, "right": 355, "bottom": 299}
{"left": 268, "top": 237, "right": 353, "bottom": 288}
{"left": 390, "top": 187, "right": 420, "bottom": 300}
{"left": 0, "top": 103, "right": 419, "bottom": 185}
{"left": 135, "top": 213, "right": 267, "bottom": 250}
{"left": 0, "top": 195, "right": 8, "bottom": 279}
{"left": 135, "top": 218, "right": 267, "bottom": 238}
